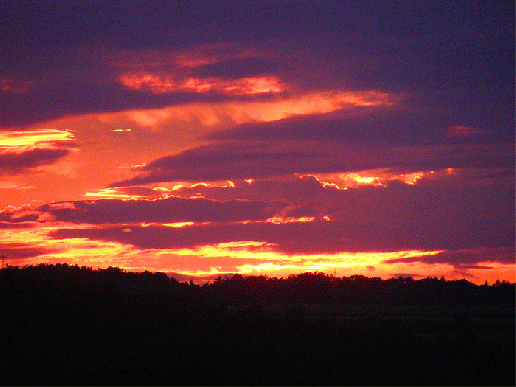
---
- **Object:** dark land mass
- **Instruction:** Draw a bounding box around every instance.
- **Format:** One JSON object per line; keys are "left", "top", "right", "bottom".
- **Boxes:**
{"left": 1, "top": 264, "right": 514, "bottom": 385}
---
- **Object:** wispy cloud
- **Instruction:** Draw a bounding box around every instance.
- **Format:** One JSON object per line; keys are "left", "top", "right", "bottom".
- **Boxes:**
{"left": 0, "top": 1, "right": 513, "bottom": 285}
{"left": 0, "top": 129, "right": 77, "bottom": 174}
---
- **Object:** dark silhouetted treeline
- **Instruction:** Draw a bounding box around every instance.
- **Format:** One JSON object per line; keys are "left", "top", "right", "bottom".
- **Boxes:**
{"left": 204, "top": 272, "right": 515, "bottom": 306}
{"left": 0, "top": 264, "right": 514, "bottom": 385}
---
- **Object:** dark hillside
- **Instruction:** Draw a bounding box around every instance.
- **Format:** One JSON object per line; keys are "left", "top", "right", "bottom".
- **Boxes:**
{"left": 0, "top": 264, "right": 514, "bottom": 385}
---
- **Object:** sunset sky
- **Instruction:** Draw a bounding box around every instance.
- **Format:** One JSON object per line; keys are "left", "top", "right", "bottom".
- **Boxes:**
{"left": 1, "top": 1, "right": 514, "bottom": 284}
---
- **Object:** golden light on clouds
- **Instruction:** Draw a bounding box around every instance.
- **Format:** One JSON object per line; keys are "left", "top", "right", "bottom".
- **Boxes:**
{"left": 161, "top": 221, "right": 196, "bottom": 228}
{"left": 118, "top": 89, "right": 395, "bottom": 130}
{"left": 303, "top": 169, "right": 429, "bottom": 189}
{"left": 84, "top": 188, "right": 158, "bottom": 200}
{"left": 265, "top": 216, "right": 316, "bottom": 224}
{"left": 119, "top": 72, "right": 285, "bottom": 95}
{"left": 1, "top": 216, "right": 513, "bottom": 284}
{"left": 0, "top": 129, "right": 75, "bottom": 152}
{"left": 0, "top": 2, "right": 513, "bottom": 294}
{"left": 153, "top": 245, "right": 447, "bottom": 278}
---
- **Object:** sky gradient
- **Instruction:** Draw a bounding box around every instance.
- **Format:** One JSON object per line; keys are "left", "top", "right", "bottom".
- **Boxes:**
{"left": 1, "top": 1, "right": 514, "bottom": 284}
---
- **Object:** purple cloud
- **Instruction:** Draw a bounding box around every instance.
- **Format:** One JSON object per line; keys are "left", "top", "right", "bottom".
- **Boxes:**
{"left": 0, "top": 242, "right": 57, "bottom": 260}
{"left": 0, "top": 148, "right": 70, "bottom": 174}
{"left": 37, "top": 197, "right": 290, "bottom": 224}
{"left": 385, "top": 247, "right": 515, "bottom": 266}
{"left": 1, "top": 1, "right": 511, "bottom": 132}
{"left": 111, "top": 140, "right": 513, "bottom": 186}
{"left": 49, "top": 202, "right": 513, "bottom": 253}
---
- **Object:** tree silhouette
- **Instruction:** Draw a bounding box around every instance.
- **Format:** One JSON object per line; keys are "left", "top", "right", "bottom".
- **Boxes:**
{"left": 0, "top": 264, "right": 514, "bottom": 385}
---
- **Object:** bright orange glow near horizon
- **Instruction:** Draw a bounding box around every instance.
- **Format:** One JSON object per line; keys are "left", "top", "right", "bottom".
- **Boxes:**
{"left": 1, "top": 217, "right": 513, "bottom": 285}
{"left": 1, "top": 3, "right": 513, "bottom": 288}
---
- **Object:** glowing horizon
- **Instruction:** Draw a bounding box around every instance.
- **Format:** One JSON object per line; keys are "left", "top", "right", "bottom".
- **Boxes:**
{"left": 1, "top": 2, "right": 513, "bottom": 286}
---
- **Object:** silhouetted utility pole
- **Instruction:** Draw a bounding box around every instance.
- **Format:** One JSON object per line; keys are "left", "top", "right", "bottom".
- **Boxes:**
{"left": 1, "top": 251, "right": 6, "bottom": 269}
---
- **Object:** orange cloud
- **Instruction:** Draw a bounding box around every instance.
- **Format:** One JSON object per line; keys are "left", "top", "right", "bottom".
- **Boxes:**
{"left": 47, "top": 202, "right": 77, "bottom": 210}
{"left": 119, "top": 72, "right": 286, "bottom": 95}
{"left": 114, "top": 44, "right": 283, "bottom": 97}
{"left": 120, "top": 90, "right": 395, "bottom": 131}
{"left": 0, "top": 203, "right": 40, "bottom": 218}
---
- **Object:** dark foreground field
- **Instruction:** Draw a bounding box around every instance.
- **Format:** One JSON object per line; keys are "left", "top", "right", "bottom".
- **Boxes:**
{"left": 1, "top": 264, "right": 514, "bottom": 385}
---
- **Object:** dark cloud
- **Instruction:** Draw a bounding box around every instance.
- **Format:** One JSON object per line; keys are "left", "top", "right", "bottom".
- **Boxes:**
{"left": 49, "top": 210, "right": 511, "bottom": 254}
{"left": 111, "top": 140, "right": 513, "bottom": 186}
{"left": 209, "top": 104, "right": 512, "bottom": 146}
{"left": 193, "top": 57, "right": 283, "bottom": 79}
{"left": 49, "top": 181, "right": 514, "bottom": 253}
{"left": 385, "top": 247, "right": 515, "bottom": 267}
{"left": 0, "top": 148, "right": 70, "bottom": 174}
{"left": 37, "top": 197, "right": 289, "bottom": 224}
{"left": 110, "top": 142, "right": 332, "bottom": 185}
{"left": 0, "top": 221, "right": 36, "bottom": 229}
{"left": 46, "top": 222, "right": 339, "bottom": 252}
{"left": 1, "top": 1, "right": 512, "bottom": 128}
{"left": 0, "top": 243, "right": 57, "bottom": 260}
{"left": 3, "top": 1, "right": 511, "bottom": 54}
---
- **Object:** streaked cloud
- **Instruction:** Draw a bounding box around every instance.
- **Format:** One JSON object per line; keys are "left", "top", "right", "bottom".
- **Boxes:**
{"left": 385, "top": 247, "right": 515, "bottom": 266}
{"left": 0, "top": 1, "right": 512, "bottom": 285}
{"left": 103, "top": 89, "right": 395, "bottom": 131}
{"left": 0, "top": 129, "right": 77, "bottom": 174}
{"left": 0, "top": 129, "right": 75, "bottom": 151}
{"left": 112, "top": 141, "right": 513, "bottom": 186}
{"left": 0, "top": 148, "right": 71, "bottom": 174}
{"left": 0, "top": 242, "right": 57, "bottom": 260}
{"left": 34, "top": 197, "right": 290, "bottom": 225}
{"left": 119, "top": 73, "right": 285, "bottom": 96}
